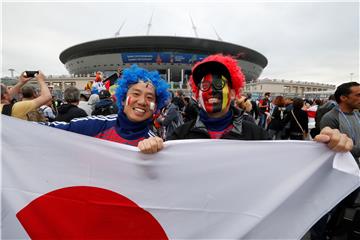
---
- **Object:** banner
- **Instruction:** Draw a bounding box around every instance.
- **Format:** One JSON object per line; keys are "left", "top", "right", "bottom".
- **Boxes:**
{"left": 1, "top": 115, "right": 360, "bottom": 239}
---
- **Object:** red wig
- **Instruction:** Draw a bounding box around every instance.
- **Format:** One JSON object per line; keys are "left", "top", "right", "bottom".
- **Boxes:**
{"left": 189, "top": 54, "right": 245, "bottom": 98}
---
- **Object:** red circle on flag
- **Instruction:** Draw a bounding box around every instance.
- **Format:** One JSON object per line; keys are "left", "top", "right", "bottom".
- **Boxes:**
{"left": 16, "top": 186, "right": 168, "bottom": 239}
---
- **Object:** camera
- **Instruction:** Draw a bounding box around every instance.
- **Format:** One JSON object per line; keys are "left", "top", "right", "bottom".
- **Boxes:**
{"left": 24, "top": 71, "right": 39, "bottom": 78}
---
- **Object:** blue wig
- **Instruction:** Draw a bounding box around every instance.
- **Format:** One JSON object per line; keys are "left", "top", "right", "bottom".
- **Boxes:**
{"left": 115, "top": 64, "right": 170, "bottom": 111}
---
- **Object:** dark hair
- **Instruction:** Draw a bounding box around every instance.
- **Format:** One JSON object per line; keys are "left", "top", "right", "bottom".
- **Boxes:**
{"left": 314, "top": 99, "right": 322, "bottom": 105}
{"left": 328, "top": 94, "right": 335, "bottom": 101}
{"left": 21, "top": 86, "right": 36, "bottom": 98}
{"left": 292, "top": 97, "right": 304, "bottom": 109}
{"left": 64, "top": 86, "right": 80, "bottom": 103}
{"left": 334, "top": 82, "right": 360, "bottom": 103}
{"left": 1, "top": 84, "right": 8, "bottom": 99}
{"left": 264, "top": 92, "right": 271, "bottom": 97}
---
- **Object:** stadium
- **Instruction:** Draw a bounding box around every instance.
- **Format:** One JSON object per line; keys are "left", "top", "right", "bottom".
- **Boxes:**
{"left": 59, "top": 36, "right": 268, "bottom": 86}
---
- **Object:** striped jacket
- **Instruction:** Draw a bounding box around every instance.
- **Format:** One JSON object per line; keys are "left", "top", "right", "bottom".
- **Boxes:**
{"left": 46, "top": 114, "right": 156, "bottom": 146}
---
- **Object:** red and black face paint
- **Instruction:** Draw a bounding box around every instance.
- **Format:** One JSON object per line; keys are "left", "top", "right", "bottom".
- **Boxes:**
{"left": 198, "top": 73, "right": 230, "bottom": 114}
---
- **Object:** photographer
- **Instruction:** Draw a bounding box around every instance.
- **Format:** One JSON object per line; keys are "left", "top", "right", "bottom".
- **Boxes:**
{"left": 1, "top": 71, "right": 51, "bottom": 120}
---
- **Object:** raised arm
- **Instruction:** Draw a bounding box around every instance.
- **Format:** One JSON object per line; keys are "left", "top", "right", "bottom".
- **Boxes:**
{"left": 31, "top": 71, "right": 52, "bottom": 108}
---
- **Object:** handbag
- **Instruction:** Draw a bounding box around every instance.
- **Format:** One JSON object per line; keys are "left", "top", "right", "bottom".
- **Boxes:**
{"left": 291, "top": 110, "right": 307, "bottom": 139}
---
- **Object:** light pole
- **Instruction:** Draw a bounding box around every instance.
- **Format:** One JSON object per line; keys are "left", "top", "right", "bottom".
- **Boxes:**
{"left": 350, "top": 73, "right": 354, "bottom": 81}
{"left": 8, "top": 68, "right": 15, "bottom": 78}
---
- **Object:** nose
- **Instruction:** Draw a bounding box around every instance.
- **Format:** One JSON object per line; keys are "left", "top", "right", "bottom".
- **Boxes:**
{"left": 137, "top": 95, "right": 146, "bottom": 105}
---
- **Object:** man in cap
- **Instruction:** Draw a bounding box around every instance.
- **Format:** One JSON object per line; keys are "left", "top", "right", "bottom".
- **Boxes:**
{"left": 46, "top": 65, "right": 170, "bottom": 154}
{"left": 168, "top": 54, "right": 353, "bottom": 152}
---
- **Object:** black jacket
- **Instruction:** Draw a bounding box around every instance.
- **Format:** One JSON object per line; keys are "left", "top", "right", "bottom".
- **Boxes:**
{"left": 92, "top": 99, "right": 118, "bottom": 116}
{"left": 168, "top": 107, "right": 270, "bottom": 140}
{"left": 55, "top": 104, "right": 87, "bottom": 122}
{"left": 283, "top": 108, "right": 309, "bottom": 134}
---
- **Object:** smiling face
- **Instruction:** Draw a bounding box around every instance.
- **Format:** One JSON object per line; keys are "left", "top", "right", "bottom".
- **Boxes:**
{"left": 123, "top": 82, "right": 156, "bottom": 122}
{"left": 198, "top": 73, "right": 234, "bottom": 118}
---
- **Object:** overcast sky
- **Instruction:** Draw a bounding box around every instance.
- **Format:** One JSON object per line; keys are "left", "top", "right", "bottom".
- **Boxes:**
{"left": 1, "top": 1, "right": 359, "bottom": 86}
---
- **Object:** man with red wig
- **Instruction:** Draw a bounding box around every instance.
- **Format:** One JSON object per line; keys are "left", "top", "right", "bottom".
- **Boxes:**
{"left": 168, "top": 54, "right": 268, "bottom": 140}
{"left": 168, "top": 54, "right": 353, "bottom": 152}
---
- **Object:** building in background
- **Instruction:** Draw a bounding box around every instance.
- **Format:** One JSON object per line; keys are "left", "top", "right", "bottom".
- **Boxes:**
{"left": 244, "top": 78, "right": 336, "bottom": 99}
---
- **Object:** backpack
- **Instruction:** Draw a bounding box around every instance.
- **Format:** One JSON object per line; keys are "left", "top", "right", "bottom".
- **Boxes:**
{"left": 92, "top": 104, "right": 117, "bottom": 116}
{"left": 1, "top": 103, "right": 14, "bottom": 116}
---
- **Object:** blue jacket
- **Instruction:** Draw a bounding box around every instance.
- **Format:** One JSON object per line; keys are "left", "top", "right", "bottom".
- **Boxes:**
{"left": 46, "top": 111, "right": 156, "bottom": 146}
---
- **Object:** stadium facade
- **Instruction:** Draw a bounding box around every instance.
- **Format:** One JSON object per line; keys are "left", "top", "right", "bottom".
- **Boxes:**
{"left": 59, "top": 36, "right": 268, "bottom": 85}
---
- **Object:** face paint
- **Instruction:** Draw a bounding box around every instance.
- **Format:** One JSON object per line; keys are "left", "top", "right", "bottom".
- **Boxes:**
{"left": 199, "top": 74, "right": 230, "bottom": 114}
{"left": 125, "top": 96, "right": 131, "bottom": 107}
{"left": 149, "top": 102, "right": 156, "bottom": 111}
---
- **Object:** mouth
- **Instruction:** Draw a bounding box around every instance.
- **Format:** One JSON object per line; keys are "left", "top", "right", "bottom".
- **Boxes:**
{"left": 133, "top": 107, "right": 146, "bottom": 113}
{"left": 208, "top": 98, "right": 220, "bottom": 104}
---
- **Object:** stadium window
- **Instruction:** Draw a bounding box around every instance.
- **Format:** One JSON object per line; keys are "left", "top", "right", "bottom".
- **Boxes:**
{"left": 283, "top": 86, "right": 290, "bottom": 93}
{"left": 110, "top": 64, "right": 114, "bottom": 66}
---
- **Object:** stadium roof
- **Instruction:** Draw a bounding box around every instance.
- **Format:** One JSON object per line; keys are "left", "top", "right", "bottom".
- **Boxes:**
{"left": 59, "top": 36, "right": 268, "bottom": 68}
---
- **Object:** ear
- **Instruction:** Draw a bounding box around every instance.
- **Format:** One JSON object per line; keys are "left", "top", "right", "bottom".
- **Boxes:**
{"left": 340, "top": 95, "right": 348, "bottom": 102}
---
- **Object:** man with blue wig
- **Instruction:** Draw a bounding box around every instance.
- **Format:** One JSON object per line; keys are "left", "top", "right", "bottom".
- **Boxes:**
{"left": 46, "top": 65, "right": 170, "bottom": 153}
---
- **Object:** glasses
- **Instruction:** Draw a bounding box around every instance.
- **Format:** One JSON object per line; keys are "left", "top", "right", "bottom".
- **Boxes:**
{"left": 199, "top": 77, "right": 228, "bottom": 92}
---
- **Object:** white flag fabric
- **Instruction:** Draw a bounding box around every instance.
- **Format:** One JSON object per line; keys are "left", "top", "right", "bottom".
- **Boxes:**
{"left": 1, "top": 115, "right": 360, "bottom": 239}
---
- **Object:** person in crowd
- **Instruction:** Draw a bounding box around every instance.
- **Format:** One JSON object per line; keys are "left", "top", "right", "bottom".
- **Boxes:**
{"left": 246, "top": 93, "right": 258, "bottom": 120}
{"left": 310, "top": 94, "right": 337, "bottom": 138}
{"left": 40, "top": 99, "right": 56, "bottom": 122}
{"left": 311, "top": 82, "right": 360, "bottom": 240}
{"left": 258, "top": 92, "right": 271, "bottom": 129}
{"left": 78, "top": 93, "right": 91, "bottom": 116}
{"left": 92, "top": 89, "right": 119, "bottom": 116}
{"left": 86, "top": 94, "right": 100, "bottom": 116}
{"left": 234, "top": 95, "right": 255, "bottom": 123}
{"left": 167, "top": 54, "right": 352, "bottom": 152}
{"left": 45, "top": 64, "right": 170, "bottom": 154}
{"left": 168, "top": 55, "right": 269, "bottom": 140}
{"left": 267, "top": 95, "right": 287, "bottom": 139}
{"left": 307, "top": 99, "right": 322, "bottom": 137}
{"left": 91, "top": 71, "right": 106, "bottom": 94}
{"left": 1, "top": 71, "right": 51, "bottom": 120}
{"left": 282, "top": 97, "right": 308, "bottom": 140}
{"left": 18, "top": 85, "right": 48, "bottom": 122}
{"left": 156, "top": 96, "right": 184, "bottom": 140}
{"left": 321, "top": 82, "right": 360, "bottom": 161}
{"left": 173, "top": 90, "right": 185, "bottom": 111}
{"left": 54, "top": 86, "right": 87, "bottom": 122}
{"left": 183, "top": 96, "right": 199, "bottom": 122}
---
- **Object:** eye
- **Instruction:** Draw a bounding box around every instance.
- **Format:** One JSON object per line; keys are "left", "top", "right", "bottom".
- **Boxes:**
{"left": 131, "top": 92, "right": 140, "bottom": 97}
{"left": 147, "top": 95, "right": 155, "bottom": 101}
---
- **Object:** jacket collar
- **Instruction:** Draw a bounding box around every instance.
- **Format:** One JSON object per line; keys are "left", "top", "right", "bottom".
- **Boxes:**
{"left": 191, "top": 106, "right": 244, "bottom": 135}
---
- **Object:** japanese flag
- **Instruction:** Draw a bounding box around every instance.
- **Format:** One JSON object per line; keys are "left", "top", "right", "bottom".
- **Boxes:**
{"left": 1, "top": 116, "right": 359, "bottom": 239}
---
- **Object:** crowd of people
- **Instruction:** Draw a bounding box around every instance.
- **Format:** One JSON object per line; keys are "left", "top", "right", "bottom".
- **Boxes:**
{"left": 1, "top": 54, "right": 359, "bottom": 239}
